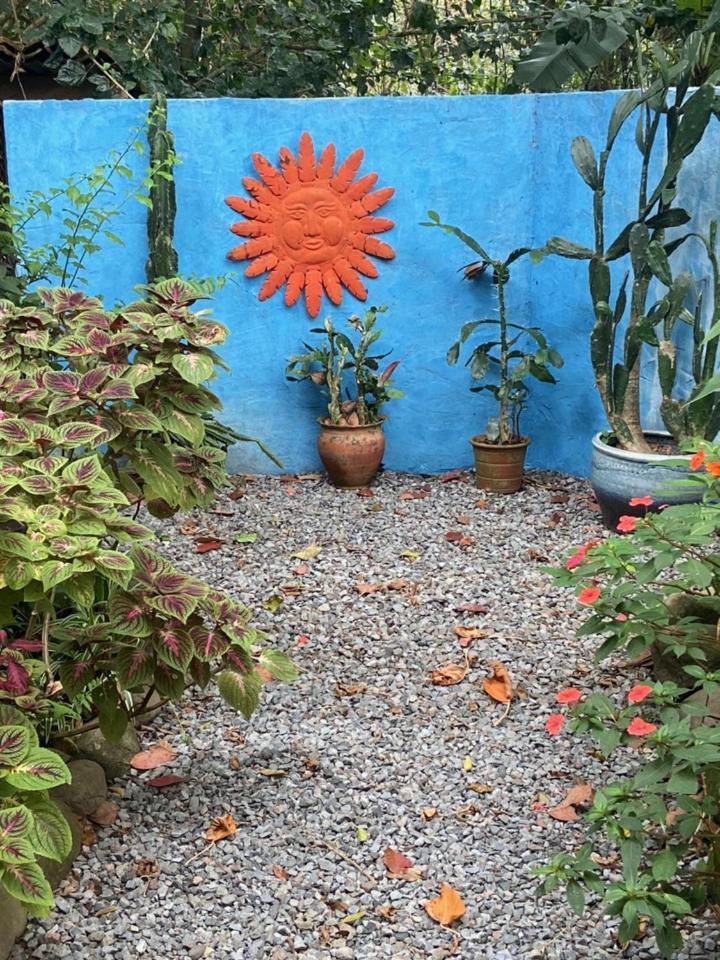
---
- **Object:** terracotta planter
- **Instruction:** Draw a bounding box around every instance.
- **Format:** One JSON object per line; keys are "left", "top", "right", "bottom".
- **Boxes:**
{"left": 470, "top": 435, "right": 530, "bottom": 493}
{"left": 317, "top": 419, "right": 385, "bottom": 488}
{"left": 591, "top": 431, "right": 701, "bottom": 529}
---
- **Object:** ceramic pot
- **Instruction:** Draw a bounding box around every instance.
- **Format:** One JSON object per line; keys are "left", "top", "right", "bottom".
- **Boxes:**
{"left": 470, "top": 436, "right": 530, "bottom": 493}
{"left": 317, "top": 419, "right": 385, "bottom": 488}
{"left": 591, "top": 431, "right": 700, "bottom": 529}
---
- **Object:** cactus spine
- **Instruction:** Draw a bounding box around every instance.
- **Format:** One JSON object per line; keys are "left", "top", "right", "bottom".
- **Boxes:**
{"left": 145, "top": 94, "right": 179, "bottom": 283}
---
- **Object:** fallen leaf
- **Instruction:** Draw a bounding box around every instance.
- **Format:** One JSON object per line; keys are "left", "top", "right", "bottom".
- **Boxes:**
{"left": 283, "top": 484, "right": 298, "bottom": 497}
{"left": 194, "top": 537, "right": 225, "bottom": 554}
{"left": 296, "top": 473, "right": 322, "bottom": 481}
{"left": 291, "top": 543, "right": 322, "bottom": 561}
{"left": 527, "top": 548, "right": 549, "bottom": 561}
{"left": 257, "top": 768, "right": 287, "bottom": 777}
{"left": 425, "top": 884, "right": 466, "bottom": 926}
{"left": 455, "top": 515, "right": 470, "bottom": 525}
{"left": 376, "top": 905, "right": 396, "bottom": 921}
{"left": 549, "top": 782, "right": 595, "bottom": 823}
{"left": 206, "top": 814, "right": 237, "bottom": 842}
{"left": 297, "top": 634, "right": 310, "bottom": 647}
{"left": 233, "top": 532, "right": 257, "bottom": 544}
{"left": 399, "top": 486, "right": 431, "bottom": 500}
{"left": 439, "top": 470, "right": 465, "bottom": 483}
{"left": 211, "top": 507, "right": 235, "bottom": 517}
{"left": 467, "top": 783, "right": 494, "bottom": 795}
{"left": 228, "top": 485, "right": 245, "bottom": 501}
{"left": 548, "top": 511, "right": 563, "bottom": 528}
{"left": 382, "top": 848, "right": 422, "bottom": 880}
{"left": 386, "top": 579, "right": 411, "bottom": 591}
{"left": 474, "top": 498, "right": 488, "bottom": 509}
{"left": 89, "top": 801, "right": 118, "bottom": 826}
{"left": 223, "top": 728, "right": 245, "bottom": 744}
{"left": 305, "top": 756, "right": 320, "bottom": 773}
{"left": 453, "top": 625, "right": 486, "bottom": 648}
{"left": 421, "top": 807, "right": 439, "bottom": 821}
{"left": 551, "top": 494, "right": 569, "bottom": 504}
{"left": 355, "top": 581, "right": 385, "bottom": 595}
{"left": 357, "top": 487, "right": 374, "bottom": 498}
{"left": 146, "top": 774, "right": 188, "bottom": 789}
{"left": 262, "top": 594, "right": 284, "bottom": 613}
{"left": 400, "top": 549, "right": 420, "bottom": 560}
{"left": 81, "top": 820, "right": 98, "bottom": 846}
{"left": 481, "top": 661, "right": 513, "bottom": 703}
{"left": 454, "top": 603, "right": 488, "bottom": 614}
{"left": 463, "top": 756, "right": 473, "bottom": 772}
{"left": 130, "top": 743, "right": 176, "bottom": 771}
{"left": 280, "top": 584, "right": 303, "bottom": 597}
{"left": 368, "top": 502, "right": 384, "bottom": 512}
{"left": 229, "top": 756, "right": 241, "bottom": 771}
{"left": 453, "top": 804, "right": 479, "bottom": 820}
{"left": 135, "top": 858, "right": 160, "bottom": 880}
{"left": 326, "top": 899, "right": 349, "bottom": 913}
{"left": 178, "top": 519, "right": 198, "bottom": 536}
{"left": 292, "top": 563, "right": 309, "bottom": 576}
{"left": 337, "top": 910, "right": 366, "bottom": 925}
{"left": 430, "top": 664, "right": 467, "bottom": 686}
{"left": 356, "top": 826, "right": 369, "bottom": 843}
{"left": 271, "top": 865, "right": 289, "bottom": 881}
{"left": 335, "top": 681, "right": 368, "bottom": 698}
{"left": 445, "top": 531, "right": 475, "bottom": 547}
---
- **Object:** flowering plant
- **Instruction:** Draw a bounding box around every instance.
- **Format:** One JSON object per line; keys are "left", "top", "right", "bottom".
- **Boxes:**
{"left": 536, "top": 442, "right": 720, "bottom": 956}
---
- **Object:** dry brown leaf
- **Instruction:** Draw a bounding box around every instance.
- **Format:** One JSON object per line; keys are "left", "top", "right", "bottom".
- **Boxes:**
{"left": 386, "top": 579, "right": 411, "bottom": 591}
{"left": 292, "top": 563, "right": 309, "bottom": 576}
{"left": 130, "top": 743, "right": 176, "bottom": 771}
{"left": 355, "top": 582, "right": 385, "bottom": 595}
{"left": 283, "top": 484, "right": 298, "bottom": 497}
{"left": 481, "top": 661, "right": 513, "bottom": 703}
{"left": 453, "top": 625, "right": 486, "bottom": 648}
{"left": 178, "top": 519, "right": 198, "bottom": 536}
{"left": 147, "top": 774, "right": 188, "bottom": 789}
{"left": 445, "top": 531, "right": 475, "bottom": 547}
{"left": 291, "top": 543, "right": 322, "bottom": 561}
{"left": 280, "top": 584, "right": 304, "bottom": 597}
{"left": 376, "top": 904, "right": 396, "bottom": 921}
{"left": 455, "top": 603, "right": 488, "bottom": 614}
{"left": 305, "top": 756, "right": 320, "bottom": 773}
{"left": 135, "top": 858, "right": 160, "bottom": 879}
{"left": 549, "top": 782, "right": 595, "bottom": 822}
{"left": 467, "top": 783, "right": 494, "bottom": 795}
{"left": 206, "top": 814, "right": 237, "bottom": 842}
{"left": 80, "top": 820, "right": 98, "bottom": 846}
{"left": 382, "top": 847, "right": 422, "bottom": 881}
{"left": 194, "top": 537, "right": 226, "bottom": 554}
{"left": 223, "top": 728, "right": 245, "bottom": 744}
{"left": 551, "top": 494, "right": 569, "bottom": 504}
{"left": 335, "top": 681, "right": 368, "bottom": 698}
{"left": 357, "top": 487, "right": 374, "bottom": 498}
{"left": 430, "top": 664, "right": 467, "bottom": 687}
{"left": 399, "top": 485, "right": 431, "bottom": 500}
{"left": 257, "top": 768, "right": 287, "bottom": 777}
{"left": 421, "top": 807, "right": 439, "bottom": 821}
{"left": 88, "top": 801, "right": 118, "bottom": 826}
{"left": 455, "top": 515, "right": 470, "bottom": 525}
{"left": 439, "top": 470, "right": 465, "bottom": 483}
{"left": 424, "top": 884, "right": 466, "bottom": 926}
{"left": 474, "top": 498, "right": 488, "bottom": 509}
{"left": 229, "top": 756, "right": 241, "bottom": 771}
{"left": 271, "top": 865, "right": 289, "bottom": 881}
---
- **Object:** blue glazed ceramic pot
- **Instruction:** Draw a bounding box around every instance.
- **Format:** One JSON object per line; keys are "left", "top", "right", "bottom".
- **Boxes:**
{"left": 591, "top": 431, "right": 701, "bottom": 529}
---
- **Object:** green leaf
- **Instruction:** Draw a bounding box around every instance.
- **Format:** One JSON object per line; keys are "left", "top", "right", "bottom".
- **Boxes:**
{"left": 571, "top": 136, "right": 598, "bottom": 188}
{"left": 233, "top": 533, "right": 257, "bottom": 545}
{"left": 5, "top": 748, "right": 71, "bottom": 791}
{"left": 566, "top": 880, "right": 585, "bottom": 916}
{"left": 652, "top": 849, "right": 678, "bottom": 882}
{"left": 54, "top": 422, "right": 106, "bottom": 447}
{"left": 0, "top": 806, "right": 35, "bottom": 865}
{"left": 0, "top": 726, "right": 31, "bottom": 767}
{"left": 546, "top": 237, "right": 594, "bottom": 260}
{"left": 217, "top": 669, "right": 262, "bottom": 719}
{"left": 171, "top": 352, "right": 215, "bottom": 385}
{"left": 24, "top": 797, "right": 72, "bottom": 863}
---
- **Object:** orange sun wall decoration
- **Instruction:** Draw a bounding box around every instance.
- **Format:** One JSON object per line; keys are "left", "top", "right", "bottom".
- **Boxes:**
{"left": 224, "top": 132, "right": 396, "bottom": 318}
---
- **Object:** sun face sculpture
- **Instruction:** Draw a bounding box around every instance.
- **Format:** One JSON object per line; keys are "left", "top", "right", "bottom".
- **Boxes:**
{"left": 225, "top": 132, "right": 395, "bottom": 318}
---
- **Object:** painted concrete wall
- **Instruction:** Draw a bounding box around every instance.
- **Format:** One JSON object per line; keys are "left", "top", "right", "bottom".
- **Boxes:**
{"left": 4, "top": 94, "right": 718, "bottom": 476}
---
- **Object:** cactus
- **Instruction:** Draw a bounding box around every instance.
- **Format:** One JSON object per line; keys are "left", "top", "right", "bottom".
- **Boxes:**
{"left": 145, "top": 94, "right": 179, "bottom": 283}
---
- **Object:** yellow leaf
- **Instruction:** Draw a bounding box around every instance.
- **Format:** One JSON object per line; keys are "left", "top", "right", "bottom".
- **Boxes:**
{"left": 356, "top": 826, "right": 368, "bottom": 843}
{"left": 463, "top": 756, "right": 473, "bottom": 772}
{"left": 291, "top": 543, "right": 322, "bottom": 561}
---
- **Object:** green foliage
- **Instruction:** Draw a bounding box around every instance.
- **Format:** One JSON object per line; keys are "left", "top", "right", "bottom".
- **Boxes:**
{"left": 286, "top": 308, "right": 402, "bottom": 426}
{"left": 0, "top": 710, "right": 72, "bottom": 916}
{"left": 422, "top": 213, "right": 562, "bottom": 444}
{"left": 536, "top": 35, "right": 720, "bottom": 450}
{"left": 538, "top": 441, "right": 720, "bottom": 956}
{"left": 145, "top": 93, "right": 179, "bottom": 283}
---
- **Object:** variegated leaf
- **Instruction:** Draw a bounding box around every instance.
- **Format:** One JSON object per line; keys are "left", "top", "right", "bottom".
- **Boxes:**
{"left": 153, "top": 623, "right": 194, "bottom": 671}
{"left": 5, "top": 747, "right": 71, "bottom": 791}
{"left": 0, "top": 806, "right": 35, "bottom": 865}
{"left": 0, "top": 726, "right": 31, "bottom": 766}
{"left": 24, "top": 796, "right": 72, "bottom": 862}
{"left": 1, "top": 859, "right": 54, "bottom": 908}
{"left": 190, "top": 626, "right": 230, "bottom": 662}
{"left": 217, "top": 668, "right": 262, "bottom": 719}
{"left": 114, "top": 645, "right": 155, "bottom": 689}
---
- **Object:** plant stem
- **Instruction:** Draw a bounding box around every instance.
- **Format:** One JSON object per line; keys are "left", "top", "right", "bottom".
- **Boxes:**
{"left": 496, "top": 271, "right": 510, "bottom": 443}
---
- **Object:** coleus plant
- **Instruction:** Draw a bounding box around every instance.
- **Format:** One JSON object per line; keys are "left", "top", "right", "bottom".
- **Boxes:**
{"left": 0, "top": 708, "right": 72, "bottom": 916}
{"left": 536, "top": 443, "right": 720, "bottom": 956}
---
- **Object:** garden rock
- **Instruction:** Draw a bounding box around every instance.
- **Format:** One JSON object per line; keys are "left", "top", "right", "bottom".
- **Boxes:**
{"left": 52, "top": 759, "right": 108, "bottom": 816}
{"left": 651, "top": 594, "right": 720, "bottom": 684}
{"left": 0, "top": 889, "right": 27, "bottom": 960}
{"left": 74, "top": 725, "right": 141, "bottom": 781}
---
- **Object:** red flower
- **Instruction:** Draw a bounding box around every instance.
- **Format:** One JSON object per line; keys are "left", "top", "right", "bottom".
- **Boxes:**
{"left": 628, "top": 684, "right": 653, "bottom": 704}
{"left": 690, "top": 450, "right": 705, "bottom": 471}
{"left": 566, "top": 551, "right": 585, "bottom": 570}
{"left": 615, "top": 613, "right": 628, "bottom": 622}
{"left": 616, "top": 515, "right": 637, "bottom": 533}
{"left": 297, "top": 634, "right": 310, "bottom": 647}
{"left": 706, "top": 461, "right": 720, "bottom": 477}
{"left": 629, "top": 496, "right": 653, "bottom": 507}
{"left": 545, "top": 713, "right": 565, "bottom": 736}
{"left": 578, "top": 586, "right": 601, "bottom": 605}
{"left": 627, "top": 716, "right": 657, "bottom": 737}
{"left": 556, "top": 687, "right": 582, "bottom": 705}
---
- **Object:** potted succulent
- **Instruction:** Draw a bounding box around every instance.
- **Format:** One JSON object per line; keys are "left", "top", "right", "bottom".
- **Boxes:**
{"left": 286, "top": 307, "right": 402, "bottom": 488}
{"left": 423, "top": 213, "right": 563, "bottom": 493}
{"left": 538, "top": 31, "right": 720, "bottom": 526}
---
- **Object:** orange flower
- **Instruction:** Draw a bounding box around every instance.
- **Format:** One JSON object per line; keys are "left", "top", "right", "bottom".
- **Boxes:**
{"left": 690, "top": 450, "right": 705, "bottom": 471}
{"left": 627, "top": 716, "right": 657, "bottom": 737}
{"left": 616, "top": 515, "right": 637, "bottom": 533}
{"left": 578, "top": 586, "right": 601, "bottom": 605}
{"left": 545, "top": 713, "right": 565, "bottom": 736}
{"left": 556, "top": 688, "right": 582, "bottom": 705}
{"left": 628, "top": 684, "right": 653, "bottom": 704}
{"left": 629, "top": 496, "right": 653, "bottom": 507}
{"left": 566, "top": 551, "right": 585, "bottom": 570}
{"left": 706, "top": 461, "right": 720, "bottom": 477}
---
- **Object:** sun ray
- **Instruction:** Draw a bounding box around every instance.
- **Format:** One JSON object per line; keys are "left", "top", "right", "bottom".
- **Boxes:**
{"left": 279, "top": 147, "right": 299, "bottom": 184}
{"left": 259, "top": 260, "right": 294, "bottom": 301}
{"left": 322, "top": 267, "right": 343, "bottom": 305}
{"left": 317, "top": 144, "right": 336, "bottom": 179}
{"left": 347, "top": 249, "right": 378, "bottom": 278}
{"left": 227, "top": 236, "right": 275, "bottom": 261}
{"left": 331, "top": 149, "right": 364, "bottom": 193}
{"left": 244, "top": 253, "right": 278, "bottom": 278}
{"left": 226, "top": 132, "right": 395, "bottom": 317}
{"left": 346, "top": 173, "right": 378, "bottom": 200}
{"left": 298, "top": 133, "right": 316, "bottom": 183}
{"left": 251, "top": 153, "right": 286, "bottom": 197}
{"left": 335, "top": 259, "right": 367, "bottom": 300}
{"left": 305, "top": 268, "right": 323, "bottom": 317}
{"left": 284, "top": 269, "right": 305, "bottom": 306}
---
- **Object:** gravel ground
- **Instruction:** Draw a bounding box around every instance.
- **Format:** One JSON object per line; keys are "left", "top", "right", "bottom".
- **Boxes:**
{"left": 14, "top": 471, "right": 720, "bottom": 960}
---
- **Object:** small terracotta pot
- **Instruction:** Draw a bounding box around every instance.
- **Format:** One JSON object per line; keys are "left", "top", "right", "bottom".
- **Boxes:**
{"left": 470, "top": 435, "right": 530, "bottom": 493}
{"left": 317, "top": 419, "right": 385, "bottom": 489}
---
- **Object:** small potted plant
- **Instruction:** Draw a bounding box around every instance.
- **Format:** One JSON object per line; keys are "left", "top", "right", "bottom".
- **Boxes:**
{"left": 286, "top": 307, "right": 402, "bottom": 488}
{"left": 537, "top": 33, "right": 719, "bottom": 525}
{"left": 423, "top": 213, "right": 563, "bottom": 493}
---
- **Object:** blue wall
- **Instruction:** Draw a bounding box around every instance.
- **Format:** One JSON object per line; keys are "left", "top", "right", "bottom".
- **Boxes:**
{"left": 4, "top": 94, "right": 718, "bottom": 476}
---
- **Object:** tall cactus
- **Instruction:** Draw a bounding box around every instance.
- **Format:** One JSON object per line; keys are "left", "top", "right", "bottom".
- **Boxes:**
{"left": 145, "top": 94, "right": 179, "bottom": 283}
